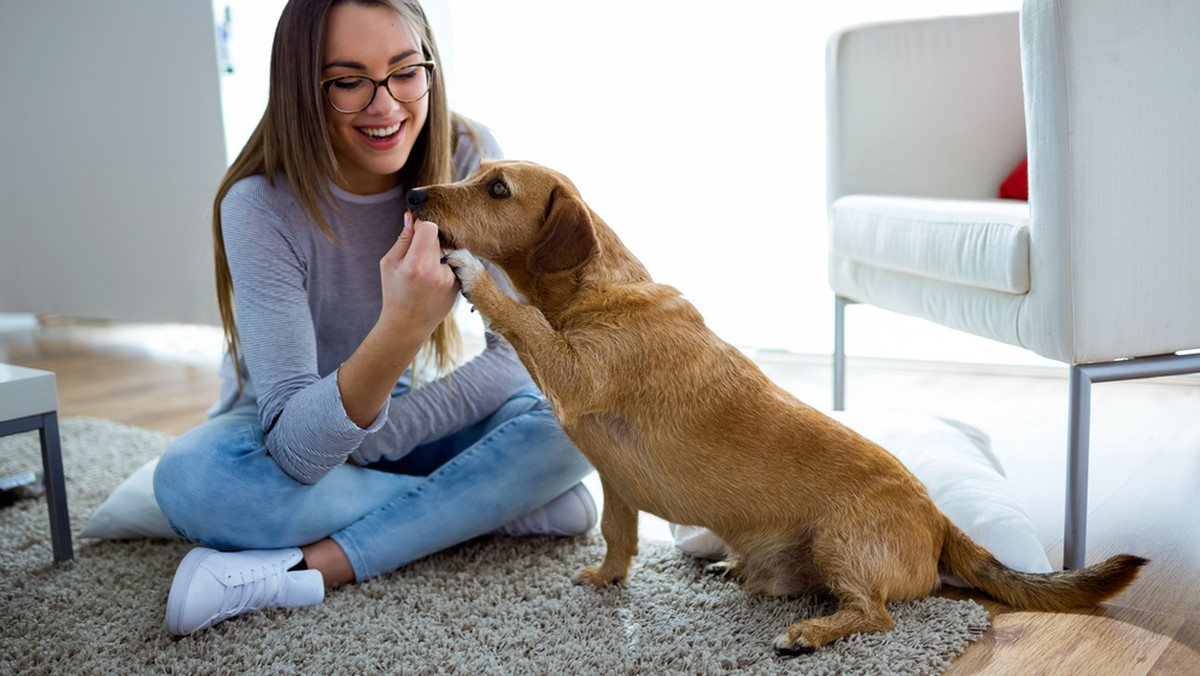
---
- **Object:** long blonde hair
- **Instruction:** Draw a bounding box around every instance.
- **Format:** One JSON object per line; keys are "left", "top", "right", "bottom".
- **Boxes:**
{"left": 213, "top": 0, "right": 463, "bottom": 389}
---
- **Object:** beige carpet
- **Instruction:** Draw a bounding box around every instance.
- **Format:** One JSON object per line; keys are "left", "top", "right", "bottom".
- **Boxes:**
{"left": 0, "top": 417, "right": 988, "bottom": 675}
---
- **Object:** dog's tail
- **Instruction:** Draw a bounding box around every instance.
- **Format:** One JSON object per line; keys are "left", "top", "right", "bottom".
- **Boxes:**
{"left": 939, "top": 520, "right": 1147, "bottom": 611}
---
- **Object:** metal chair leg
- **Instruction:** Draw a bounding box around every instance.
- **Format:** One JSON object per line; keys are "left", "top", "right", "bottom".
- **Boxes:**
{"left": 1062, "top": 351, "right": 1200, "bottom": 570}
{"left": 1064, "top": 366, "right": 1091, "bottom": 570}
{"left": 833, "top": 296, "right": 851, "bottom": 411}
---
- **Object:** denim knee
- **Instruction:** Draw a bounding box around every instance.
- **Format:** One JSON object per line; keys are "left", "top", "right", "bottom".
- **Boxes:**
{"left": 152, "top": 409, "right": 271, "bottom": 545}
{"left": 153, "top": 428, "right": 220, "bottom": 540}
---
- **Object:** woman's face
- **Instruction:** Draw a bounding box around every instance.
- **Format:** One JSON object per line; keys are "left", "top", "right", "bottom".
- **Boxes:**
{"left": 321, "top": 3, "right": 430, "bottom": 194}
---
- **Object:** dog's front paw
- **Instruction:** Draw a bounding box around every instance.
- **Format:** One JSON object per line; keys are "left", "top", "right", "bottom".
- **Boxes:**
{"left": 441, "top": 248, "right": 486, "bottom": 301}
{"left": 573, "top": 564, "right": 627, "bottom": 588}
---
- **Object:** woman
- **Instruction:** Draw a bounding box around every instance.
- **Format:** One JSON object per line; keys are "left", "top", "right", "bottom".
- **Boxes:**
{"left": 153, "top": 0, "right": 594, "bottom": 636}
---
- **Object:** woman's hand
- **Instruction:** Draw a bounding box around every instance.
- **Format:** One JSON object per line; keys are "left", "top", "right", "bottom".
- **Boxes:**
{"left": 337, "top": 212, "right": 458, "bottom": 429}
{"left": 378, "top": 212, "right": 460, "bottom": 336}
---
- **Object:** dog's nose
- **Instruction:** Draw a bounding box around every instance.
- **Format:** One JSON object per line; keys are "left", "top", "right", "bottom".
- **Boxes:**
{"left": 407, "top": 189, "right": 428, "bottom": 208}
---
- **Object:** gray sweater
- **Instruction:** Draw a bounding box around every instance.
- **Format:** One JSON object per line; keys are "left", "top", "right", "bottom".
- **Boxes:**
{"left": 209, "top": 122, "right": 533, "bottom": 484}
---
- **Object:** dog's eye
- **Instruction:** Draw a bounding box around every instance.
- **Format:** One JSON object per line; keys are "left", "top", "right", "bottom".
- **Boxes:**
{"left": 489, "top": 180, "right": 510, "bottom": 198}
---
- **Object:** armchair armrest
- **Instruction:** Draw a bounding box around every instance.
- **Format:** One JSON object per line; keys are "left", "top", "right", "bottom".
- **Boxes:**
{"left": 826, "top": 12, "right": 1024, "bottom": 203}
{"left": 1019, "top": 0, "right": 1200, "bottom": 363}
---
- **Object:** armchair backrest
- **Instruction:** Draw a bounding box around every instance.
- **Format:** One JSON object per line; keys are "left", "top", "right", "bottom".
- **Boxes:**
{"left": 825, "top": 12, "right": 1025, "bottom": 204}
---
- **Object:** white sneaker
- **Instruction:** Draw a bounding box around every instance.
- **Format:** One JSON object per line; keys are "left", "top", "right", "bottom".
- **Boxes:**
{"left": 165, "top": 547, "right": 325, "bottom": 636}
{"left": 494, "top": 482, "right": 598, "bottom": 537}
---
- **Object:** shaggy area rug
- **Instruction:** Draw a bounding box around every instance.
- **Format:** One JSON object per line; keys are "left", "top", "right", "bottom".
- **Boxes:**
{"left": 0, "top": 417, "right": 988, "bottom": 675}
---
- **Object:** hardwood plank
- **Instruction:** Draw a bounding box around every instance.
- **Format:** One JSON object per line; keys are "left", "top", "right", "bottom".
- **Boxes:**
{"left": 1151, "top": 616, "right": 1200, "bottom": 675}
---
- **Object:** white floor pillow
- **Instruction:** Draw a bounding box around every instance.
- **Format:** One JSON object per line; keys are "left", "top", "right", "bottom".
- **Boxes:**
{"left": 671, "top": 409, "right": 1052, "bottom": 585}
{"left": 78, "top": 457, "right": 179, "bottom": 540}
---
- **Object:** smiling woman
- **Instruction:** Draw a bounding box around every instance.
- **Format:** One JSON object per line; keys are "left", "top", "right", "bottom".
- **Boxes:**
{"left": 150, "top": 0, "right": 598, "bottom": 638}
{"left": 320, "top": 4, "right": 431, "bottom": 194}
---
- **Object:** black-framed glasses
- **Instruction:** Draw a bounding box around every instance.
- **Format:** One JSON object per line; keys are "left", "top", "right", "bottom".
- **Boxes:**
{"left": 319, "top": 61, "right": 435, "bottom": 114}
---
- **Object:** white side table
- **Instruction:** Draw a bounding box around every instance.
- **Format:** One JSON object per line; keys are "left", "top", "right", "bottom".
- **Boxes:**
{"left": 0, "top": 364, "right": 72, "bottom": 561}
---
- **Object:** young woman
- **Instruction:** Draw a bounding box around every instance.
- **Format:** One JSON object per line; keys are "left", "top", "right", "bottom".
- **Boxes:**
{"left": 153, "top": 0, "right": 595, "bottom": 636}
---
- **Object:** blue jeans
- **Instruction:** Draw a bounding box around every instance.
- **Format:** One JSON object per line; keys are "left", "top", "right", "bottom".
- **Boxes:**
{"left": 153, "top": 387, "right": 592, "bottom": 581}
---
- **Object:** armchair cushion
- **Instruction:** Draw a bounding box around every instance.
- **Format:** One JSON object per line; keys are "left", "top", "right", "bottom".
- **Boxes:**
{"left": 830, "top": 195, "right": 1031, "bottom": 294}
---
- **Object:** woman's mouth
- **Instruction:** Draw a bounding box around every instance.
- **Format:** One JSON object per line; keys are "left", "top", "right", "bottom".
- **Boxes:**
{"left": 357, "top": 121, "right": 404, "bottom": 146}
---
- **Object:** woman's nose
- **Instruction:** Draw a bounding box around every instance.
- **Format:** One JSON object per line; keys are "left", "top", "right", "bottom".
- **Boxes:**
{"left": 365, "top": 83, "right": 400, "bottom": 115}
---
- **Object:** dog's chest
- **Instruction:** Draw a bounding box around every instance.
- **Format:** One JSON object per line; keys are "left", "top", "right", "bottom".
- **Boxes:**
{"left": 565, "top": 412, "right": 697, "bottom": 519}
{"left": 567, "top": 413, "right": 641, "bottom": 470}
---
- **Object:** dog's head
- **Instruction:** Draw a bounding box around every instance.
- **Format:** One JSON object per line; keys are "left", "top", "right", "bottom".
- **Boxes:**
{"left": 407, "top": 160, "right": 599, "bottom": 280}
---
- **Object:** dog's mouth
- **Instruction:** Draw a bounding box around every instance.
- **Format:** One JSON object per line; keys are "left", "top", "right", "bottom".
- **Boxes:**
{"left": 406, "top": 201, "right": 456, "bottom": 249}
{"left": 407, "top": 192, "right": 462, "bottom": 251}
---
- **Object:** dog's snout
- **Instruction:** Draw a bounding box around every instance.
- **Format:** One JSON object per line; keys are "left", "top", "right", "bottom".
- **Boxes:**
{"left": 406, "top": 188, "right": 428, "bottom": 209}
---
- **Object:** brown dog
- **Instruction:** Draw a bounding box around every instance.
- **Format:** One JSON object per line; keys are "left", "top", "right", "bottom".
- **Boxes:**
{"left": 407, "top": 160, "right": 1146, "bottom": 654}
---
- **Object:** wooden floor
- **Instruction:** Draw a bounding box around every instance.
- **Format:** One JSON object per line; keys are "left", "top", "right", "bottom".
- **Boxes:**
{"left": 3, "top": 320, "right": 1198, "bottom": 674}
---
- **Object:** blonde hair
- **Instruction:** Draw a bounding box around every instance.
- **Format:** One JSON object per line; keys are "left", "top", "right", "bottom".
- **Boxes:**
{"left": 213, "top": 0, "right": 464, "bottom": 389}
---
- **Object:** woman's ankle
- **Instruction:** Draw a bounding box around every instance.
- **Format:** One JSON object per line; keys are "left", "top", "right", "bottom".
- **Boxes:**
{"left": 301, "top": 538, "right": 355, "bottom": 587}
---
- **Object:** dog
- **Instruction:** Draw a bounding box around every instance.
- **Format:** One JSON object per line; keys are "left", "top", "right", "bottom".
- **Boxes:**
{"left": 406, "top": 160, "right": 1147, "bottom": 654}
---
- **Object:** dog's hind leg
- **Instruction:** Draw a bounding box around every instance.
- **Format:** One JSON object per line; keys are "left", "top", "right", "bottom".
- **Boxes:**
{"left": 772, "top": 585, "right": 895, "bottom": 654}
{"left": 770, "top": 526, "right": 913, "bottom": 653}
{"left": 574, "top": 477, "right": 638, "bottom": 587}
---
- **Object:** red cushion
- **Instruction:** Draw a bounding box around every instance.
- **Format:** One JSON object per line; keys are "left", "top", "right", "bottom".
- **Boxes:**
{"left": 999, "top": 156, "right": 1028, "bottom": 200}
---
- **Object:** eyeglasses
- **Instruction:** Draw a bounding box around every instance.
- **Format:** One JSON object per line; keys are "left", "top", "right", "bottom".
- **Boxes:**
{"left": 319, "top": 61, "right": 435, "bottom": 114}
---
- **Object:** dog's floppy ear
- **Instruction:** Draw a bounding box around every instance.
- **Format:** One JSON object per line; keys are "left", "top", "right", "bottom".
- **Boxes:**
{"left": 527, "top": 188, "right": 599, "bottom": 276}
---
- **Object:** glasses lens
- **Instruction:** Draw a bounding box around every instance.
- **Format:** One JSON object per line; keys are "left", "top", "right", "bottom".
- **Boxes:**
{"left": 386, "top": 64, "right": 431, "bottom": 103}
{"left": 326, "top": 76, "right": 374, "bottom": 113}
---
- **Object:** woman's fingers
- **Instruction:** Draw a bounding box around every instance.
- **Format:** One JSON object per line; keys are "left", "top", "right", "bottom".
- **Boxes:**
{"left": 384, "top": 212, "right": 417, "bottom": 263}
{"left": 406, "top": 217, "right": 445, "bottom": 261}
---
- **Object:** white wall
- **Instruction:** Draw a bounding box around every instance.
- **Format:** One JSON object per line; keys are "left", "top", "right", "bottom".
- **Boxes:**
{"left": 0, "top": 0, "right": 227, "bottom": 325}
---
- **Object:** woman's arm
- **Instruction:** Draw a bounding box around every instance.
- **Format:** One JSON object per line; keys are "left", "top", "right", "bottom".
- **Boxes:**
{"left": 349, "top": 329, "right": 534, "bottom": 465}
{"left": 221, "top": 185, "right": 455, "bottom": 484}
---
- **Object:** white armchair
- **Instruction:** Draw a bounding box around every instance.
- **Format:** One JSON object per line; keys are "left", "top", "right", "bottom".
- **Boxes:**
{"left": 826, "top": 0, "right": 1200, "bottom": 569}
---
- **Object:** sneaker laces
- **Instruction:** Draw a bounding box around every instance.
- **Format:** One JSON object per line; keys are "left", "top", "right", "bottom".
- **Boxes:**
{"left": 220, "top": 561, "right": 291, "bottom": 618}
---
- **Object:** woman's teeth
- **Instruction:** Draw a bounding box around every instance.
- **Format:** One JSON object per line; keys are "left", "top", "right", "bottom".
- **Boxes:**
{"left": 362, "top": 122, "right": 401, "bottom": 139}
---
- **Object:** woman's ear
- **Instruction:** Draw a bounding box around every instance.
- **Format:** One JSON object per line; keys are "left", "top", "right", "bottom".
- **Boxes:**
{"left": 526, "top": 189, "right": 599, "bottom": 276}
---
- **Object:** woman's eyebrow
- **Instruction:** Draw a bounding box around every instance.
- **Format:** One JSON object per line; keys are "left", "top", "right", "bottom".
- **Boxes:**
{"left": 389, "top": 50, "right": 420, "bottom": 66}
{"left": 322, "top": 50, "right": 421, "bottom": 71}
